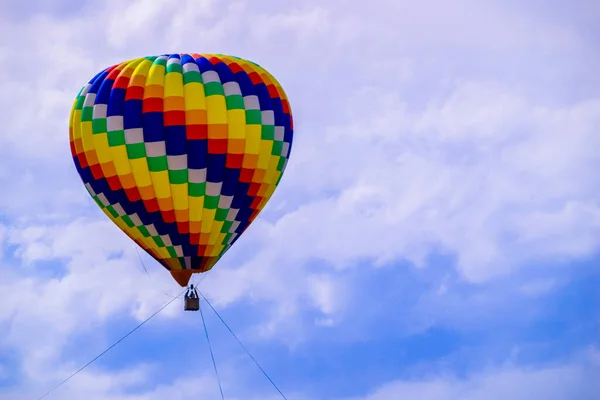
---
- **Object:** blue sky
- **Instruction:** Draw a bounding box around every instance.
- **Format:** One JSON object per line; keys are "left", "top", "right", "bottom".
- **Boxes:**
{"left": 0, "top": 0, "right": 599, "bottom": 399}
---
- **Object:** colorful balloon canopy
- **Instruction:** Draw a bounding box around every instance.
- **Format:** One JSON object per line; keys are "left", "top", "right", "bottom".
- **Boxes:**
{"left": 69, "top": 53, "right": 293, "bottom": 287}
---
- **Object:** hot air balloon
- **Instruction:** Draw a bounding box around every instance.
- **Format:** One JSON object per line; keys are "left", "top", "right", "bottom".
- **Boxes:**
{"left": 69, "top": 53, "right": 293, "bottom": 298}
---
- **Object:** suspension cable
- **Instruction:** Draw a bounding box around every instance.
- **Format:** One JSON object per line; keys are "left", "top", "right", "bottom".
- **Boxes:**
{"left": 134, "top": 245, "right": 177, "bottom": 298}
{"left": 197, "top": 291, "right": 288, "bottom": 400}
{"left": 35, "top": 288, "right": 186, "bottom": 400}
{"left": 200, "top": 299, "right": 225, "bottom": 400}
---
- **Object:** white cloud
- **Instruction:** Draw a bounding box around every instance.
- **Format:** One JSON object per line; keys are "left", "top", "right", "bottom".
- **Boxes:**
{"left": 8, "top": 349, "right": 596, "bottom": 400}
{"left": 106, "top": 0, "right": 217, "bottom": 50}
{"left": 519, "top": 278, "right": 557, "bottom": 296}
{"left": 346, "top": 350, "right": 600, "bottom": 400}
{"left": 0, "top": 224, "right": 6, "bottom": 260}
{"left": 0, "top": 218, "right": 186, "bottom": 386}
{"left": 251, "top": 7, "right": 330, "bottom": 40}
{"left": 0, "top": 0, "right": 598, "bottom": 398}
{"left": 1, "top": 367, "right": 238, "bottom": 400}
{"left": 0, "top": 0, "right": 596, "bottom": 339}
{"left": 268, "top": 83, "right": 600, "bottom": 283}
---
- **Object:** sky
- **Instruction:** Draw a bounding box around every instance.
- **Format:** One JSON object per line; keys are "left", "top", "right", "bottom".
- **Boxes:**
{"left": 0, "top": 0, "right": 599, "bottom": 399}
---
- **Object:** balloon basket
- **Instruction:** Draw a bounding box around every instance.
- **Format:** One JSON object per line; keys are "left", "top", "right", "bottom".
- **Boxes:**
{"left": 184, "top": 297, "right": 200, "bottom": 311}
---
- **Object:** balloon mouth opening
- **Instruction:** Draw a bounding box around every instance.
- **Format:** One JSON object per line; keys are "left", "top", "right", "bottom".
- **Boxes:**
{"left": 170, "top": 270, "right": 195, "bottom": 287}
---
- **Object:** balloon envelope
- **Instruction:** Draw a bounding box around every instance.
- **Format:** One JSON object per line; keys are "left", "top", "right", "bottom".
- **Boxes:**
{"left": 69, "top": 53, "right": 293, "bottom": 286}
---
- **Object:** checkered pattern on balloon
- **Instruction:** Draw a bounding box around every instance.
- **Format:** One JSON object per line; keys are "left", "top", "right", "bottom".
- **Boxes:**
{"left": 69, "top": 53, "right": 293, "bottom": 287}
